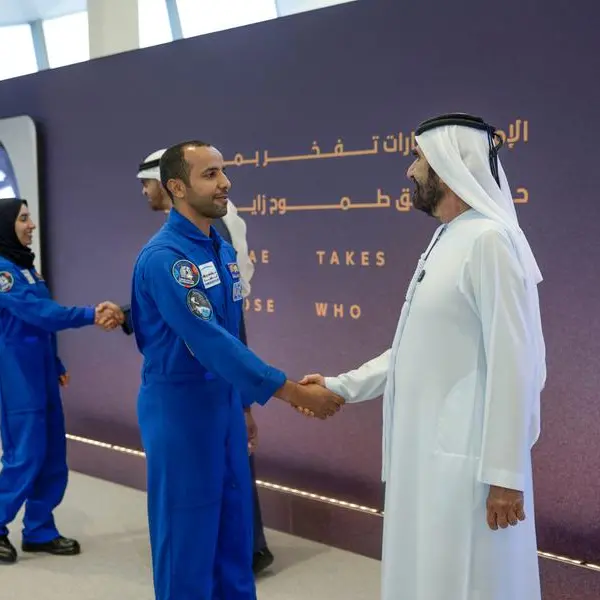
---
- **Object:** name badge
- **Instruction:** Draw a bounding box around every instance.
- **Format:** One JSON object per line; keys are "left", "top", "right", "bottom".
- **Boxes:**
{"left": 21, "top": 269, "right": 36, "bottom": 284}
{"left": 232, "top": 281, "right": 243, "bottom": 302}
{"left": 199, "top": 261, "right": 221, "bottom": 289}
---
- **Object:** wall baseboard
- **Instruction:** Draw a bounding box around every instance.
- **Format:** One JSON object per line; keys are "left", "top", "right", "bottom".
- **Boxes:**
{"left": 66, "top": 436, "right": 600, "bottom": 572}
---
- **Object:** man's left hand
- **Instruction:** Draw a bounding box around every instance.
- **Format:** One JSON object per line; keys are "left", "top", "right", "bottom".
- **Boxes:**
{"left": 59, "top": 372, "right": 71, "bottom": 387}
{"left": 486, "top": 485, "right": 525, "bottom": 530}
{"left": 245, "top": 409, "right": 258, "bottom": 455}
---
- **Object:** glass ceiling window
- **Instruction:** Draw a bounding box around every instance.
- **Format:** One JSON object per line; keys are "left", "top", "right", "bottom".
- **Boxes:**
{"left": 43, "top": 11, "right": 89, "bottom": 69}
{"left": 0, "top": 24, "right": 38, "bottom": 81}
{"left": 176, "top": 0, "right": 278, "bottom": 38}
{"left": 276, "top": 0, "right": 357, "bottom": 17}
{"left": 139, "top": 0, "right": 173, "bottom": 48}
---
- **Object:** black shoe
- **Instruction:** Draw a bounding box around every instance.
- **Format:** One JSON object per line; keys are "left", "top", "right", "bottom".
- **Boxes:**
{"left": 253, "top": 547, "right": 274, "bottom": 575}
{"left": 22, "top": 536, "right": 81, "bottom": 556}
{"left": 0, "top": 535, "right": 17, "bottom": 564}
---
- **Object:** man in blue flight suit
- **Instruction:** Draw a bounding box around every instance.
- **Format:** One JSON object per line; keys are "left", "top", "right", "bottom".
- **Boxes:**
{"left": 209, "top": 217, "right": 275, "bottom": 575}
{"left": 130, "top": 140, "right": 344, "bottom": 600}
{"left": 0, "top": 197, "right": 122, "bottom": 564}
{"left": 123, "top": 147, "right": 275, "bottom": 574}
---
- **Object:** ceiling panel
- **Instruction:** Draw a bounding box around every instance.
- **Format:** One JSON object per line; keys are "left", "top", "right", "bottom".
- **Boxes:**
{"left": 0, "top": 0, "right": 86, "bottom": 27}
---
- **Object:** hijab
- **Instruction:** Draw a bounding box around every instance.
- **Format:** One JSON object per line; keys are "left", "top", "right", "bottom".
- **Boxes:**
{"left": 0, "top": 197, "right": 35, "bottom": 270}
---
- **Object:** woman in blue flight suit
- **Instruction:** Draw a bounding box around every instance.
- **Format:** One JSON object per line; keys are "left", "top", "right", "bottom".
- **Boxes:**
{"left": 0, "top": 197, "right": 117, "bottom": 564}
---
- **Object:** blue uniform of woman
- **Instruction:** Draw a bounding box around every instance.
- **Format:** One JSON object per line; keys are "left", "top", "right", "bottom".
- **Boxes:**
{"left": 0, "top": 198, "right": 95, "bottom": 564}
{"left": 131, "top": 209, "right": 286, "bottom": 600}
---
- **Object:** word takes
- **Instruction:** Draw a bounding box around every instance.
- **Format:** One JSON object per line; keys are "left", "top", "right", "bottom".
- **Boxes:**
{"left": 244, "top": 298, "right": 275, "bottom": 313}
{"left": 316, "top": 250, "right": 385, "bottom": 267}
{"left": 315, "top": 302, "right": 361, "bottom": 320}
{"left": 248, "top": 249, "right": 270, "bottom": 264}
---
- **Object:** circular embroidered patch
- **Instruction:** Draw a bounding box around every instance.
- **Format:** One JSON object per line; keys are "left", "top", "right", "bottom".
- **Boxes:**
{"left": 172, "top": 260, "right": 200, "bottom": 288}
{"left": 186, "top": 289, "right": 213, "bottom": 320}
{"left": 0, "top": 271, "right": 14, "bottom": 293}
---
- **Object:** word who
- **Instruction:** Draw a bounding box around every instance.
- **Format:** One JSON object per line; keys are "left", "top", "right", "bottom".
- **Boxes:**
{"left": 315, "top": 302, "right": 361, "bottom": 319}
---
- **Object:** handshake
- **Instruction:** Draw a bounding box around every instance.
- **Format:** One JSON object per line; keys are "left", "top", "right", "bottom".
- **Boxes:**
{"left": 94, "top": 301, "right": 125, "bottom": 331}
{"left": 278, "top": 374, "right": 344, "bottom": 421}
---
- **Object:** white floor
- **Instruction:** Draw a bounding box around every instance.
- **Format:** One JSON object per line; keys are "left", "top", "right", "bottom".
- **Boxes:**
{"left": 1, "top": 471, "right": 380, "bottom": 599}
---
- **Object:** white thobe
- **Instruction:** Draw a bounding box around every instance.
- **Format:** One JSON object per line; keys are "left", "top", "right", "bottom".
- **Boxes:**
{"left": 222, "top": 199, "right": 254, "bottom": 297}
{"left": 326, "top": 210, "right": 541, "bottom": 600}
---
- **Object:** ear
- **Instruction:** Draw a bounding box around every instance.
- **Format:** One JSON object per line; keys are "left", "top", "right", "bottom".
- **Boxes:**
{"left": 166, "top": 178, "right": 186, "bottom": 200}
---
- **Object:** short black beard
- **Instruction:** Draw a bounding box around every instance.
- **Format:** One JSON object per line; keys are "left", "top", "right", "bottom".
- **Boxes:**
{"left": 411, "top": 166, "right": 444, "bottom": 217}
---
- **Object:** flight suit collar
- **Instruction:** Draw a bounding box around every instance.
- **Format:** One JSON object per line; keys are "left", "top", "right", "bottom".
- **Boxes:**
{"left": 167, "top": 208, "right": 224, "bottom": 248}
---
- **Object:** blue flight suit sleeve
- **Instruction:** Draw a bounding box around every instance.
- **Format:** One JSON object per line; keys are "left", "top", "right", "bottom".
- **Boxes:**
{"left": 0, "top": 265, "right": 95, "bottom": 332}
{"left": 120, "top": 303, "right": 134, "bottom": 335}
{"left": 236, "top": 316, "right": 258, "bottom": 409}
{"left": 142, "top": 248, "right": 287, "bottom": 405}
{"left": 237, "top": 315, "right": 249, "bottom": 408}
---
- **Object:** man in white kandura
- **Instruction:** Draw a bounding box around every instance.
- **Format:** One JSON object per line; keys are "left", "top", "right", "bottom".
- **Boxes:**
{"left": 301, "top": 113, "right": 546, "bottom": 600}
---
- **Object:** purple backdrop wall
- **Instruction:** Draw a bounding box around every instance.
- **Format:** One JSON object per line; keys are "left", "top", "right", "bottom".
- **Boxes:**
{"left": 0, "top": 0, "right": 599, "bottom": 562}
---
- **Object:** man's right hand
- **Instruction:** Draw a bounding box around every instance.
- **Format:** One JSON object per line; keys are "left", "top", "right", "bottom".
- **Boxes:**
{"left": 95, "top": 302, "right": 125, "bottom": 331}
{"left": 295, "top": 373, "right": 330, "bottom": 417}
{"left": 299, "top": 373, "right": 325, "bottom": 387}
{"left": 275, "top": 380, "right": 343, "bottom": 419}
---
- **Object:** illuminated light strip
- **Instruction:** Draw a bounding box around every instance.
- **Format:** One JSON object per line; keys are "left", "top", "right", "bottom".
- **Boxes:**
{"left": 254, "top": 479, "right": 381, "bottom": 515}
{"left": 66, "top": 433, "right": 600, "bottom": 571}
{"left": 537, "top": 551, "right": 600, "bottom": 572}
{"left": 67, "top": 433, "right": 146, "bottom": 458}
{"left": 67, "top": 434, "right": 381, "bottom": 515}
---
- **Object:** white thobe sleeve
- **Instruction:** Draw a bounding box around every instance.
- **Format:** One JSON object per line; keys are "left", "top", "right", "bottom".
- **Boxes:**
{"left": 223, "top": 200, "right": 255, "bottom": 298}
{"left": 465, "top": 229, "right": 536, "bottom": 493}
{"left": 324, "top": 349, "right": 390, "bottom": 403}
